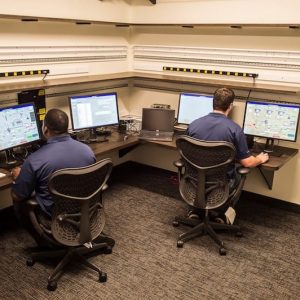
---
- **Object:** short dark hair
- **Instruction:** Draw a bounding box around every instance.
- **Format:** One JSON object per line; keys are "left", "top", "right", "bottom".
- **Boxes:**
{"left": 213, "top": 88, "right": 235, "bottom": 112}
{"left": 44, "top": 109, "right": 68, "bottom": 134}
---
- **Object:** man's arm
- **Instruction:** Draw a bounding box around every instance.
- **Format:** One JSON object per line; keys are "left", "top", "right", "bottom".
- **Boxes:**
{"left": 10, "top": 162, "right": 36, "bottom": 203}
{"left": 239, "top": 152, "right": 269, "bottom": 168}
{"left": 10, "top": 166, "right": 24, "bottom": 202}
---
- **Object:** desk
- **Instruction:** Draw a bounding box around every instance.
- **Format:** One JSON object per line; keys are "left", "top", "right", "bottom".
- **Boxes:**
{"left": 139, "top": 137, "right": 299, "bottom": 190}
{"left": 252, "top": 143, "right": 298, "bottom": 189}
{"left": 0, "top": 133, "right": 298, "bottom": 195}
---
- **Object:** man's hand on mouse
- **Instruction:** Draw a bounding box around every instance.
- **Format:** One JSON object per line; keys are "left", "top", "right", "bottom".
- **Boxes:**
{"left": 257, "top": 152, "right": 269, "bottom": 164}
{"left": 11, "top": 166, "right": 21, "bottom": 181}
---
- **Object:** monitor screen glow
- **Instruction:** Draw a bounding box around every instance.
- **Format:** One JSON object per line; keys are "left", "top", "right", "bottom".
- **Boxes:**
{"left": 243, "top": 101, "right": 300, "bottom": 142}
{"left": 177, "top": 93, "right": 213, "bottom": 125}
{"left": 69, "top": 92, "right": 119, "bottom": 130}
{"left": 0, "top": 103, "right": 41, "bottom": 151}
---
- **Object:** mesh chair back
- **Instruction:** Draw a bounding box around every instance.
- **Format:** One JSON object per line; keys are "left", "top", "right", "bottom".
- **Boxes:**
{"left": 49, "top": 158, "right": 113, "bottom": 246}
{"left": 176, "top": 136, "right": 236, "bottom": 210}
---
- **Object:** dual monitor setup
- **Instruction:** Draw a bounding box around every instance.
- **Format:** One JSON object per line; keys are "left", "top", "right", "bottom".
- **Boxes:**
{"left": 176, "top": 93, "right": 300, "bottom": 153}
{"left": 0, "top": 92, "right": 119, "bottom": 165}
{"left": 0, "top": 91, "right": 299, "bottom": 164}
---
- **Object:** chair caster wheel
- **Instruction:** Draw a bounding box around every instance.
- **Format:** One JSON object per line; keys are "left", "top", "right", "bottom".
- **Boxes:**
{"left": 104, "top": 246, "right": 112, "bottom": 254}
{"left": 177, "top": 240, "right": 184, "bottom": 248}
{"left": 173, "top": 221, "right": 180, "bottom": 227}
{"left": 219, "top": 247, "right": 226, "bottom": 256}
{"left": 236, "top": 231, "right": 243, "bottom": 238}
{"left": 47, "top": 281, "right": 57, "bottom": 291}
{"left": 26, "top": 258, "right": 35, "bottom": 267}
{"left": 99, "top": 272, "right": 107, "bottom": 283}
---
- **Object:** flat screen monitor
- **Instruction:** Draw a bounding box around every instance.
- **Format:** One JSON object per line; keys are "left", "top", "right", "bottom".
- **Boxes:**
{"left": 0, "top": 103, "right": 41, "bottom": 151}
{"left": 141, "top": 108, "right": 175, "bottom": 132}
{"left": 243, "top": 101, "right": 300, "bottom": 150}
{"left": 177, "top": 93, "right": 213, "bottom": 125}
{"left": 69, "top": 92, "right": 119, "bottom": 131}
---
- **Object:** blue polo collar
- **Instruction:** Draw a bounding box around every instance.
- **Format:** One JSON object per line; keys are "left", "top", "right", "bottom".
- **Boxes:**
{"left": 47, "top": 134, "right": 71, "bottom": 144}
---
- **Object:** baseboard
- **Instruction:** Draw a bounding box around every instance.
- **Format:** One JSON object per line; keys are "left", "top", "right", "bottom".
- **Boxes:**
{"left": 241, "top": 191, "right": 300, "bottom": 214}
{"left": 112, "top": 161, "right": 300, "bottom": 214}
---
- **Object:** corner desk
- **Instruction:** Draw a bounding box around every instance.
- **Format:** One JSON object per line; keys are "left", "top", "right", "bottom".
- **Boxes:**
{"left": 0, "top": 131, "right": 298, "bottom": 195}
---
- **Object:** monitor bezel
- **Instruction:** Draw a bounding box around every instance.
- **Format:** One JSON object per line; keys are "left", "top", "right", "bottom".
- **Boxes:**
{"left": 177, "top": 92, "right": 214, "bottom": 125}
{"left": 242, "top": 100, "right": 300, "bottom": 142}
{"left": 69, "top": 92, "right": 120, "bottom": 131}
{"left": 0, "top": 102, "right": 41, "bottom": 152}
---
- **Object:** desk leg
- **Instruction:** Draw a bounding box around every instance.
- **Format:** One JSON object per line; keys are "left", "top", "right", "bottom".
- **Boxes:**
{"left": 258, "top": 167, "right": 274, "bottom": 190}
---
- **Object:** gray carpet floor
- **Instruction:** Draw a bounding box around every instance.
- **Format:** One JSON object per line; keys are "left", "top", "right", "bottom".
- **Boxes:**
{"left": 0, "top": 165, "right": 299, "bottom": 299}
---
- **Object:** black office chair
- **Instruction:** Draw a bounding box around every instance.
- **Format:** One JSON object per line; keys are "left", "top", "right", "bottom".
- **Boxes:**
{"left": 173, "top": 136, "right": 249, "bottom": 255}
{"left": 26, "top": 158, "right": 114, "bottom": 291}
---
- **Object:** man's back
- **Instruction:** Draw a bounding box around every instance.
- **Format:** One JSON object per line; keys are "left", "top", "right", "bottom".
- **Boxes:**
{"left": 12, "top": 135, "right": 96, "bottom": 215}
{"left": 187, "top": 112, "right": 250, "bottom": 160}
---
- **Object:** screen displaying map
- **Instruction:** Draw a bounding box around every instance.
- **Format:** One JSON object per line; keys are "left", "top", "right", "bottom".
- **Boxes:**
{"left": 243, "top": 101, "right": 300, "bottom": 141}
{"left": 0, "top": 103, "right": 40, "bottom": 151}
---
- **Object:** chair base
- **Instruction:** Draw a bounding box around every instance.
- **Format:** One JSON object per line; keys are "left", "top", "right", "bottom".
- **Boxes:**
{"left": 26, "top": 238, "right": 113, "bottom": 291}
{"left": 173, "top": 214, "right": 242, "bottom": 255}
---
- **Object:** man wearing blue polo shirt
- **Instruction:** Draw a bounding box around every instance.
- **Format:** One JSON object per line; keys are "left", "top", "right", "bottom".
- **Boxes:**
{"left": 11, "top": 108, "right": 96, "bottom": 245}
{"left": 186, "top": 87, "right": 269, "bottom": 221}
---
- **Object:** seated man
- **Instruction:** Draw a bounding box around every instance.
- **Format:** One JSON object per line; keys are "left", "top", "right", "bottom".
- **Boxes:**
{"left": 186, "top": 87, "right": 269, "bottom": 221}
{"left": 10, "top": 108, "right": 98, "bottom": 246}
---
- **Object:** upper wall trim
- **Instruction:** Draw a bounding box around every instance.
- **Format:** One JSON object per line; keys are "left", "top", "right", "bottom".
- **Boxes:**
{"left": 0, "top": 14, "right": 299, "bottom": 28}
{"left": 0, "top": 72, "right": 299, "bottom": 96}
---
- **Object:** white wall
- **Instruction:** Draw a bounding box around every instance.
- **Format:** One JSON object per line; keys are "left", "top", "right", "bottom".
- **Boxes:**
{"left": 0, "top": 0, "right": 130, "bottom": 22}
{"left": 0, "top": 19, "right": 130, "bottom": 83}
{"left": 130, "top": 0, "right": 300, "bottom": 24}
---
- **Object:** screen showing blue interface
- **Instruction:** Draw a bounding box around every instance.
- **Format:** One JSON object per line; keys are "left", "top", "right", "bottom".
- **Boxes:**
{"left": 69, "top": 92, "right": 119, "bottom": 130}
{"left": 0, "top": 103, "right": 40, "bottom": 151}
{"left": 243, "top": 101, "right": 300, "bottom": 141}
{"left": 177, "top": 93, "right": 213, "bottom": 124}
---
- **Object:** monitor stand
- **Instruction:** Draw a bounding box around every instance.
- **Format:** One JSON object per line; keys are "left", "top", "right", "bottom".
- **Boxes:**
{"left": 264, "top": 138, "right": 282, "bottom": 157}
{"left": 0, "top": 149, "right": 18, "bottom": 169}
{"left": 80, "top": 128, "right": 108, "bottom": 144}
{"left": 264, "top": 138, "right": 274, "bottom": 153}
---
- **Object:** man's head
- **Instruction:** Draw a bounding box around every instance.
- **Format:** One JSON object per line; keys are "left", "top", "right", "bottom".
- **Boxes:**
{"left": 42, "top": 109, "right": 69, "bottom": 138}
{"left": 213, "top": 88, "right": 235, "bottom": 113}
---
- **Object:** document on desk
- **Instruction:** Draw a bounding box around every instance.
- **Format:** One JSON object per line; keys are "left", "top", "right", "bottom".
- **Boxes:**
{"left": 0, "top": 172, "right": 6, "bottom": 178}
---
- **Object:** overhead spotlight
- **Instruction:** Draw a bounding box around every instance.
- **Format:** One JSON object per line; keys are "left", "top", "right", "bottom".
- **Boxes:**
{"left": 115, "top": 24, "right": 130, "bottom": 27}
{"left": 21, "top": 18, "right": 38, "bottom": 22}
{"left": 230, "top": 25, "right": 242, "bottom": 29}
{"left": 182, "top": 25, "right": 194, "bottom": 29}
{"left": 76, "top": 21, "right": 92, "bottom": 25}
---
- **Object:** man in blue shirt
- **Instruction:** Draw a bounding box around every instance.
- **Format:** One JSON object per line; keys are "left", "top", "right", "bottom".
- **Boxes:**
{"left": 11, "top": 108, "right": 96, "bottom": 245}
{"left": 186, "top": 88, "right": 269, "bottom": 221}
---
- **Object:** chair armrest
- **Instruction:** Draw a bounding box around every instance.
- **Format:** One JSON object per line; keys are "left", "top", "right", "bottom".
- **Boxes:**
{"left": 173, "top": 159, "right": 184, "bottom": 169}
{"left": 27, "top": 198, "right": 39, "bottom": 208}
{"left": 26, "top": 198, "right": 57, "bottom": 244}
{"left": 102, "top": 184, "right": 109, "bottom": 192}
{"left": 173, "top": 159, "right": 184, "bottom": 181}
{"left": 237, "top": 166, "right": 250, "bottom": 175}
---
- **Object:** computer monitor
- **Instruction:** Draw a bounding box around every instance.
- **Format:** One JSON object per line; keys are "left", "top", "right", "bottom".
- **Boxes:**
{"left": 0, "top": 103, "right": 41, "bottom": 152}
{"left": 69, "top": 92, "right": 119, "bottom": 130}
{"left": 243, "top": 100, "right": 300, "bottom": 151}
{"left": 177, "top": 93, "right": 213, "bottom": 125}
{"left": 141, "top": 108, "right": 175, "bottom": 132}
